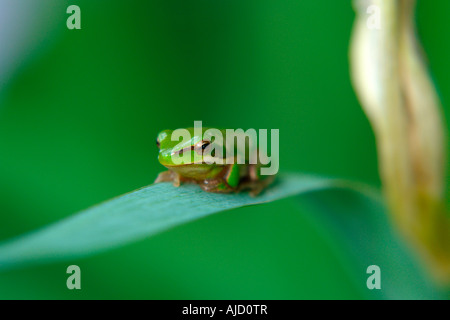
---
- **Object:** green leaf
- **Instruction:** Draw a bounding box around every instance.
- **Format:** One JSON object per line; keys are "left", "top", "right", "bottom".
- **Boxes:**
{"left": 298, "top": 189, "right": 448, "bottom": 299}
{"left": 0, "top": 173, "right": 332, "bottom": 271}
{"left": 0, "top": 173, "right": 445, "bottom": 299}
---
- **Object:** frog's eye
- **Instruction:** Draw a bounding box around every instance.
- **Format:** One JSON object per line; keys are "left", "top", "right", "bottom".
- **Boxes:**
{"left": 194, "top": 140, "right": 211, "bottom": 154}
{"left": 156, "top": 138, "right": 160, "bottom": 149}
{"left": 201, "top": 141, "right": 211, "bottom": 150}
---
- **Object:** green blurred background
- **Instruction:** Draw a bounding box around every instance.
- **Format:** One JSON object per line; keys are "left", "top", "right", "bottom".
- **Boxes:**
{"left": 0, "top": 0, "right": 448, "bottom": 299}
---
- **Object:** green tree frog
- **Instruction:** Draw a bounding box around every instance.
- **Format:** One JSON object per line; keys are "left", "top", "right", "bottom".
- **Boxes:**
{"left": 154, "top": 127, "right": 275, "bottom": 196}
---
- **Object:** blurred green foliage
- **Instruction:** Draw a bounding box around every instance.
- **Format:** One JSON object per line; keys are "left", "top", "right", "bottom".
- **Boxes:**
{"left": 0, "top": 0, "right": 448, "bottom": 299}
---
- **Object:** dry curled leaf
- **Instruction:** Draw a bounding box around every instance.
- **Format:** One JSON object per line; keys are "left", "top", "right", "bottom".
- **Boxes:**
{"left": 350, "top": 0, "right": 450, "bottom": 283}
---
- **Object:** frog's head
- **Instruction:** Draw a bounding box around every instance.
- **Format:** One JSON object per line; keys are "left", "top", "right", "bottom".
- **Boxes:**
{"left": 156, "top": 128, "right": 226, "bottom": 176}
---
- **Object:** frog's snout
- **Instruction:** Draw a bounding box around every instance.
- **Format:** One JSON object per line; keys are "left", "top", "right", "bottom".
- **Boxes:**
{"left": 158, "top": 149, "right": 173, "bottom": 164}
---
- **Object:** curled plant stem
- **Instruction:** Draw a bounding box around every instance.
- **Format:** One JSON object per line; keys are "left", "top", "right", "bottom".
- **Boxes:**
{"left": 350, "top": 0, "right": 450, "bottom": 283}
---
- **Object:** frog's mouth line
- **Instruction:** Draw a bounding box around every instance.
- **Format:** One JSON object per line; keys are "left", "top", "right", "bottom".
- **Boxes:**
{"left": 172, "top": 145, "right": 196, "bottom": 155}
{"left": 163, "top": 163, "right": 212, "bottom": 167}
{"left": 163, "top": 156, "right": 236, "bottom": 167}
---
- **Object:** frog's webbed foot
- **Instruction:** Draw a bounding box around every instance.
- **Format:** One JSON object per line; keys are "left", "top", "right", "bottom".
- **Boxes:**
{"left": 239, "top": 165, "right": 276, "bottom": 197}
{"left": 154, "top": 170, "right": 182, "bottom": 187}
{"left": 198, "top": 179, "right": 233, "bottom": 193}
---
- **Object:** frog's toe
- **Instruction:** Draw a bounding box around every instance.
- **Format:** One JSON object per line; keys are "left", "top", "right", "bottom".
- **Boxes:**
{"left": 173, "top": 177, "right": 181, "bottom": 187}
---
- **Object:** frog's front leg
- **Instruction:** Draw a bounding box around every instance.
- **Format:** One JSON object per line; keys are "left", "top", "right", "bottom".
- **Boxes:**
{"left": 198, "top": 164, "right": 240, "bottom": 193}
{"left": 154, "top": 170, "right": 183, "bottom": 187}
